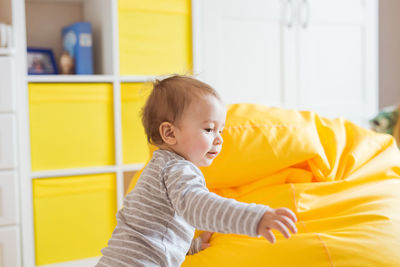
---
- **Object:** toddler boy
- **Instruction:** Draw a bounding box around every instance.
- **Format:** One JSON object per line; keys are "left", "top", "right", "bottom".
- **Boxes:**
{"left": 96, "top": 75, "right": 297, "bottom": 267}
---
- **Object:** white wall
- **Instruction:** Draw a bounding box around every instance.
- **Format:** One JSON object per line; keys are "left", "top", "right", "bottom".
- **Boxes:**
{"left": 379, "top": 0, "right": 400, "bottom": 108}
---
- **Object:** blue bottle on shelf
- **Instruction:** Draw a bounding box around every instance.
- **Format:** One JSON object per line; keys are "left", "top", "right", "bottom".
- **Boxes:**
{"left": 62, "top": 22, "right": 94, "bottom": 75}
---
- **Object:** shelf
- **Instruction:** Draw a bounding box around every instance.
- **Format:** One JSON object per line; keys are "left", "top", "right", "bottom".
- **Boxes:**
{"left": 119, "top": 75, "right": 167, "bottom": 83}
{"left": 31, "top": 164, "right": 145, "bottom": 179}
{"left": 27, "top": 75, "right": 115, "bottom": 83}
{"left": 0, "top": 48, "right": 14, "bottom": 56}
{"left": 121, "top": 163, "right": 145, "bottom": 172}
{"left": 26, "top": 75, "right": 172, "bottom": 83}
{"left": 31, "top": 166, "right": 118, "bottom": 179}
{"left": 26, "top": 0, "right": 83, "bottom": 3}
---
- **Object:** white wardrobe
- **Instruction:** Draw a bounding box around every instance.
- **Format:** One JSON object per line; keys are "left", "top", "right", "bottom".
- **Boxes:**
{"left": 194, "top": 0, "right": 378, "bottom": 126}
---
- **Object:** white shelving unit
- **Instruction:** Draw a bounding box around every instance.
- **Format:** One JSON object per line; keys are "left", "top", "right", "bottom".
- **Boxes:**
{"left": 26, "top": 75, "right": 116, "bottom": 83}
{"left": 11, "top": 0, "right": 156, "bottom": 266}
{"left": 0, "top": 0, "right": 21, "bottom": 266}
{"left": 8, "top": 0, "right": 196, "bottom": 267}
{"left": 26, "top": 75, "right": 157, "bottom": 83}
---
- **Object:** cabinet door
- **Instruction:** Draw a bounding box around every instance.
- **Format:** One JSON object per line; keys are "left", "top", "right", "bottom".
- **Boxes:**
{"left": 198, "top": 0, "right": 286, "bottom": 107}
{"left": 297, "top": 0, "right": 377, "bottom": 125}
{"left": 0, "top": 57, "right": 14, "bottom": 112}
{"left": 0, "top": 227, "right": 20, "bottom": 267}
{"left": 0, "top": 115, "right": 16, "bottom": 169}
{"left": 0, "top": 172, "right": 17, "bottom": 226}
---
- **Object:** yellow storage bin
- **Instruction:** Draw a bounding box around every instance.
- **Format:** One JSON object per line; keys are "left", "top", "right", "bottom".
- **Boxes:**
{"left": 29, "top": 83, "right": 115, "bottom": 171}
{"left": 118, "top": 0, "right": 192, "bottom": 75}
{"left": 121, "top": 83, "right": 151, "bottom": 164}
{"left": 33, "top": 174, "right": 117, "bottom": 265}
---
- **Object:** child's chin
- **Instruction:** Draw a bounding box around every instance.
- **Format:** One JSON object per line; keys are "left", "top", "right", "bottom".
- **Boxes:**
{"left": 198, "top": 160, "right": 213, "bottom": 167}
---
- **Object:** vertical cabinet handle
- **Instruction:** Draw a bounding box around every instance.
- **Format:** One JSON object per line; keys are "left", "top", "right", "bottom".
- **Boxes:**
{"left": 301, "top": 0, "right": 311, "bottom": 28}
{"left": 285, "top": 0, "right": 295, "bottom": 28}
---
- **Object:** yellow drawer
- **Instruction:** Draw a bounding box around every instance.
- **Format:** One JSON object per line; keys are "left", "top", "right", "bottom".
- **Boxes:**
{"left": 33, "top": 174, "right": 117, "bottom": 265}
{"left": 121, "top": 83, "right": 151, "bottom": 164}
{"left": 29, "top": 83, "right": 115, "bottom": 171}
{"left": 118, "top": 0, "right": 192, "bottom": 75}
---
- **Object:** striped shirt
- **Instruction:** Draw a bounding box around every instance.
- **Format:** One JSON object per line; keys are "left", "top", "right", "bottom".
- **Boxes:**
{"left": 96, "top": 149, "right": 269, "bottom": 267}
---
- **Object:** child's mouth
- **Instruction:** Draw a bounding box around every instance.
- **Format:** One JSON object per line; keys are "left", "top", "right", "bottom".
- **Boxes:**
{"left": 207, "top": 151, "right": 218, "bottom": 158}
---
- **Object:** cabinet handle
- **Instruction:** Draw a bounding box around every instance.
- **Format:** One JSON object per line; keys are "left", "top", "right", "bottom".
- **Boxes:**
{"left": 285, "top": 0, "right": 295, "bottom": 28}
{"left": 301, "top": 0, "right": 311, "bottom": 28}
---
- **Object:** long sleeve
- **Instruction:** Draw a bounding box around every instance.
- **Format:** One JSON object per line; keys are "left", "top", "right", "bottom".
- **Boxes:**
{"left": 162, "top": 160, "right": 270, "bottom": 237}
{"left": 187, "top": 237, "right": 202, "bottom": 255}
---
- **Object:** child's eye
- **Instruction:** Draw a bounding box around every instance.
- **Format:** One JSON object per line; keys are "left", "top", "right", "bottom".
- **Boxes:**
{"left": 204, "top": 128, "right": 212, "bottom": 133}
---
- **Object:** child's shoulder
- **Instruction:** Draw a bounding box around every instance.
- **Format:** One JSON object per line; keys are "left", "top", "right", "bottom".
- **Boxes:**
{"left": 152, "top": 149, "right": 186, "bottom": 165}
{"left": 152, "top": 150, "right": 202, "bottom": 176}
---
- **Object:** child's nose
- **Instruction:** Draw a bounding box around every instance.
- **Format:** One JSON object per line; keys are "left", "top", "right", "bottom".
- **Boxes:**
{"left": 214, "top": 133, "right": 223, "bottom": 145}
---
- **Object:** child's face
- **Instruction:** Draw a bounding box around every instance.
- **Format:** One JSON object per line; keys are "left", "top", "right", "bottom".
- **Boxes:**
{"left": 173, "top": 95, "right": 226, "bottom": 167}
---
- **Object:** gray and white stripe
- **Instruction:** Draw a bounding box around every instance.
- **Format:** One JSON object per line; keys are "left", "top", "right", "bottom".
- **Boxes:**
{"left": 96, "top": 149, "right": 269, "bottom": 267}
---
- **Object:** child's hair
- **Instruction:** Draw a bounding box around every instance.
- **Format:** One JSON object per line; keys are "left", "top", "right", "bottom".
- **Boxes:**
{"left": 141, "top": 75, "right": 221, "bottom": 145}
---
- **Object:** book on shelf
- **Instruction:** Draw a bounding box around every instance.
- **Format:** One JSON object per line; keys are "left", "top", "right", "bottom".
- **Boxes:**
{"left": 62, "top": 22, "right": 94, "bottom": 75}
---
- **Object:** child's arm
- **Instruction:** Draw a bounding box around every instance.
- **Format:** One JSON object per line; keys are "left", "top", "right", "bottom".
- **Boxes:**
{"left": 163, "top": 161, "right": 297, "bottom": 242}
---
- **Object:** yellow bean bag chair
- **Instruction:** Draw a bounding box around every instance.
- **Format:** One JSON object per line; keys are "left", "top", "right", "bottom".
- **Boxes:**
{"left": 128, "top": 104, "right": 400, "bottom": 267}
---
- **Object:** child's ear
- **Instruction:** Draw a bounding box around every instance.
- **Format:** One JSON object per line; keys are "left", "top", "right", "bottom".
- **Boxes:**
{"left": 159, "top": 122, "right": 177, "bottom": 145}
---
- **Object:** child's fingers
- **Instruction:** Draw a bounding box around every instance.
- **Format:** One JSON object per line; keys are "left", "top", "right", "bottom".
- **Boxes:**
{"left": 276, "top": 208, "right": 297, "bottom": 222}
{"left": 278, "top": 215, "right": 298, "bottom": 234}
{"left": 200, "top": 243, "right": 211, "bottom": 250}
{"left": 271, "top": 221, "right": 291, "bottom": 239}
{"left": 259, "top": 228, "right": 276, "bottom": 244}
{"left": 199, "top": 231, "right": 213, "bottom": 242}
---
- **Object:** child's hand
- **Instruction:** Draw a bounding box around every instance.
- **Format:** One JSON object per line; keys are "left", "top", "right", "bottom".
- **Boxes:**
{"left": 199, "top": 231, "right": 214, "bottom": 249}
{"left": 257, "top": 208, "right": 297, "bottom": 244}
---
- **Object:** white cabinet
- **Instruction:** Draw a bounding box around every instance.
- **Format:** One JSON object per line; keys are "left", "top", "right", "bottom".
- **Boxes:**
{"left": 0, "top": 227, "right": 20, "bottom": 267}
{"left": 0, "top": 1, "right": 20, "bottom": 266}
{"left": 199, "top": 0, "right": 284, "bottom": 107}
{"left": 0, "top": 172, "right": 18, "bottom": 226}
{"left": 195, "top": 0, "right": 378, "bottom": 126}
{"left": 0, "top": 172, "right": 19, "bottom": 266}
{"left": 0, "top": 115, "right": 16, "bottom": 170}
{"left": 0, "top": 57, "right": 14, "bottom": 112}
{"left": 297, "top": 0, "right": 377, "bottom": 125}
